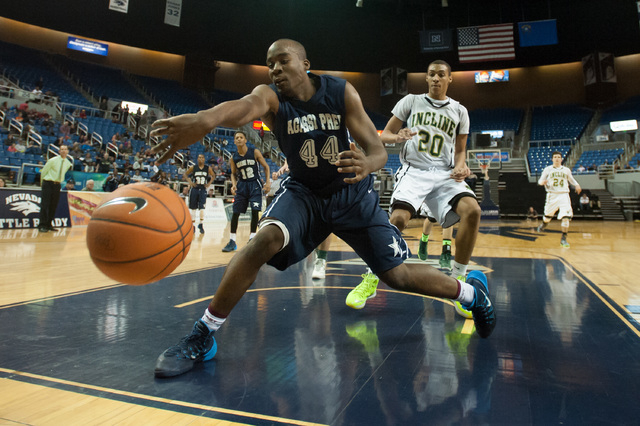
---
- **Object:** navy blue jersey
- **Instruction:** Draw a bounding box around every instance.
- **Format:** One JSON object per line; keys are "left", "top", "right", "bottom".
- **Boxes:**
{"left": 190, "top": 164, "right": 210, "bottom": 188}
{"left": 233, "top": 147, "right": 260, "bottom": 182}
{"left": 269, "top": 73, "right": 353, "bottom": 197}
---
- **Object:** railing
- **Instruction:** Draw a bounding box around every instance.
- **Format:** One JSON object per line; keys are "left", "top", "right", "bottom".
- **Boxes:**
{"left": 77, "top": 122, "right": 89, "bottom": 138}
{"left": 9, "top": 118, "right": 23, "bottom": 136}
{"left": 27, "top": 129, "right": 43, "bottom": 151}
{"left": 107, "top": 142, "right": 119, "bottom": 160}
{"left": 91, "top": 133, "right": 103, "bottom": 150}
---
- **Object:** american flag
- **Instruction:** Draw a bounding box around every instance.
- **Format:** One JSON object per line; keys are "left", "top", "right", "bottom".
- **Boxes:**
{"left": 457, "top": 23, "right": 515, "bottom": 63}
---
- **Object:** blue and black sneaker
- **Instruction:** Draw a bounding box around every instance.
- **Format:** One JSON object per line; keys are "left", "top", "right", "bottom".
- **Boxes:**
{"left": 463, "top": 271, "right": 496, "bottom": 339}
{"left": 155, "top": 320, "right": 217, "bottom": 378}
{"left": 222, "top": 239, "right": 237, "bottom": 252}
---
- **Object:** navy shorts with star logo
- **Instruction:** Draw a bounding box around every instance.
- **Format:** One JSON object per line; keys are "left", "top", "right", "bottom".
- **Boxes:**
{"left": 233, "top": 180, "right": 263, "bottom": 214}
{"left": 261, "top": 174, "right": 409, "bottom": 273}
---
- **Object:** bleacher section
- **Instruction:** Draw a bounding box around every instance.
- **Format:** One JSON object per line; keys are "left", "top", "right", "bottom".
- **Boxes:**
{"left": 573, "top": 148, "right": 625, "bottom": 174}
{"left": 599, "top": 96, "right": 640, "bottom": 124}
{"left": 0, "top": 41, "right": 91, "bottom": 107}
{"left": 134, "top": 75, "right": 211, "bottom": 115}
{"left": 60, "top": 58, "right": 147, "bottom": 104}
{"left": 469, "top": 108, "right": 523, "bottom": 134}
{"left": 527, "top": 143, "right": 571, "bottom": 176}
{"left": 530, "top": 104, "right": 593, "bottom": 141}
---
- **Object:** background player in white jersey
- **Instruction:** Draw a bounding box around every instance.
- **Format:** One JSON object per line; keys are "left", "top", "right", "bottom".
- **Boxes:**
{"left": 537, "top": 151, "right": 581, "bottom": 247}
{"left": 346, "top": 60, "right": 481, "bottom": 320}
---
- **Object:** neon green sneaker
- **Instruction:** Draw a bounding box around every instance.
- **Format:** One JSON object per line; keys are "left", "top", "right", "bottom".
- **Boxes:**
{"left": 453, "top": 275, "right": 473, "bottom": 319}
{"left": 418, "top": 240, "right": 428, "bottom": 261}
{"left": 439, "top": 251, "right": 452, "bottom": 270}
{"left": 346, "top": 321, "right": 380, "bottom": 353}
{"left": 346, "top": 273, "right": 379, "bottom": 309}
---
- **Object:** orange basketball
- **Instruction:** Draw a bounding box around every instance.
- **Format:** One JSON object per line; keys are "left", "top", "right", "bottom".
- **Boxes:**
{"left": 86, "top": 182, "right": 193, "bottom": 285}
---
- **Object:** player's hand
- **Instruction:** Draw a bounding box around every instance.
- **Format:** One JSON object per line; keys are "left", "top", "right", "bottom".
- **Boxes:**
{"left": 262, "top": 182, "right": 271, "bottom": 193}
{"left": 231, "top": 185, "right": 237, "bottom": 195}
{"left": 450, "top": 164, "right": 470, "bottom": 182}
{"left": 336, "top": 142, "right": 371, "bottom": 184}
{"left": 394, "top": 127, "right": 417, "bottom": 143}
{"left": 150, "top": 113, "right": 210, "bottom": 164}
{"left": 575, "top": 185, "right": 582, "bottom": 194}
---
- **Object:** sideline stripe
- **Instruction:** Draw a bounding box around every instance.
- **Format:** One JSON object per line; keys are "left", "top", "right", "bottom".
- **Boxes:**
{"left": 0, "top": 368, "right": 328, "bottom": 426}
{"left": 558, "top": 257, "right": 640, "bottom": 338}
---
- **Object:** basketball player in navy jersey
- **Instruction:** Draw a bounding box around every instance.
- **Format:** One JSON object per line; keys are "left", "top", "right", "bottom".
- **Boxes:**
{"left": 222, "top": 130, "right": 271, "bottom": 252}
{"left": 183, "top": 153, "right": 214, "bottom": 234}
{"left": 150, "top": 39, "right": 495, "bottom": 378}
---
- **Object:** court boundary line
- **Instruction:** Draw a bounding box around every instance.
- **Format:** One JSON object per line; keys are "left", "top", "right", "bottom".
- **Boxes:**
{"left": 0, "top": 368, "right": 328, "bottom": 426}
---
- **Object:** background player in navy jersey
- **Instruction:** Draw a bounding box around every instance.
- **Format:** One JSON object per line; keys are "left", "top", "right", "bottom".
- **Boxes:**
{"left": 222, "top": 130, "right": 271, "bottom": 252}
{"left": 150, "top": 39, "right": 495, "bottom": 378}
{"left": 183, "top": 153, "right": 214, "bottom": 234}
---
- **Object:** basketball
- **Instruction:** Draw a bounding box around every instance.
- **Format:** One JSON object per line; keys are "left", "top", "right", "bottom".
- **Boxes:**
{"left": 86, "top": 182, "right": 193, "bottom": 285}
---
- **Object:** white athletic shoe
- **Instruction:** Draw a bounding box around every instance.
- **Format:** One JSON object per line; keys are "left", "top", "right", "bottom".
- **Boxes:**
{"left": 312, "top": 258, "right": 327, "bottom": 280}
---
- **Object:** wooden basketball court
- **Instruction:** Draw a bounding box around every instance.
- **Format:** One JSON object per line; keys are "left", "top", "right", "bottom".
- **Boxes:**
{"left": 1, "top": 218, "right": 639, "bottom": 425}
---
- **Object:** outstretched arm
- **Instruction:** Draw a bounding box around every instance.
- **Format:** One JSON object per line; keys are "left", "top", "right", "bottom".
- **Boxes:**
{"left": 151, "top": 85, "right": 277, "bottom": 164}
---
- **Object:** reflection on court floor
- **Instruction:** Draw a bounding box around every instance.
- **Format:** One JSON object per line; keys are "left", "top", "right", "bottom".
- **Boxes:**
{"left": 1, "top": 253, "right": 639, "bottom": 425}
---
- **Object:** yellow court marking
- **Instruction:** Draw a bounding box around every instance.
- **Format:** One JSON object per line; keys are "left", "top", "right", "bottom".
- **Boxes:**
{"left": 0, "top": 368, "right": 328, "bottom": 426}
{"left": 559, "top": 258, "right": 640, "bottom": 339}
{"left": 174, "top": 286, "right": 458, "bottom": 308}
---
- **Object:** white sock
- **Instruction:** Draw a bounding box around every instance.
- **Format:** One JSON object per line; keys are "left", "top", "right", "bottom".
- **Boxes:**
{"left": 230, "top": 233, "right": 237, "bottom": 241}
{"left": 455, "top": 279, "right": 475, "bottom": 307}
{"left": 452, "top": 261, "right": 468, "bottom": 278}
{"left": 201, "top": 308, "right": 226, "bottom": 332}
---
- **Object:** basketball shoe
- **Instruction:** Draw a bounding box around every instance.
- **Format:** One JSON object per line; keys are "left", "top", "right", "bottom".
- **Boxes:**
{"left": 560, "top": 237, "right": 570, "bottom": 247}
{"left": 461, "top": 270, "right": 496, "bottom": 338}
{"left": 222, "top": 240, "right": 237, "bottom": 252}
{"left": 439, "top": 251, "right": 452, "bottom": 270}
{"left": 198, "top": 223, "right": 205, "bottom": 234}
{"left": 154, "top": 320, "right": 217, "bottom": 378}
{"left": 346, "top": 273, "right": 378, "bottom": 309}
{"left": 418, "top": 239, "right": 428, "bottom": 261}
{"left": 312, "top": 258, "right": 327, "bottom": 280}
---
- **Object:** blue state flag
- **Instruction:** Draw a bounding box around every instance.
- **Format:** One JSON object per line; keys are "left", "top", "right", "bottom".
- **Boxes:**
{"left": 518, "top": 19, "right": 558, "bottom": 47}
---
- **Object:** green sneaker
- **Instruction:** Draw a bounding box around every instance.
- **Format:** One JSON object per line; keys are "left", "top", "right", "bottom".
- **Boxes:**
{"left": 418, "top": 239, "right": 428, "bottom": 261}
{"left": 346, "top": 273, "right": 379, "bottom": 309}
{"left": 560, "top": 237, "right": 570, "bottom": 248}
{"left": 453, "top": 275, "right": 473, "bottom": 319}
{"left": 439, "top": 251, "right": 452, "bottom": 270}
{"left": 346, "top": 321, "right": 380, "bottom": 353}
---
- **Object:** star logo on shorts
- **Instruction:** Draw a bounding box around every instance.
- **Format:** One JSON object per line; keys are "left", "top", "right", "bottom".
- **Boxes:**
{"left": 252, "top": 202, "right": 260, "bottom": 208}
{"left": 388, "top": 236, "right": 406, "bottom": 257}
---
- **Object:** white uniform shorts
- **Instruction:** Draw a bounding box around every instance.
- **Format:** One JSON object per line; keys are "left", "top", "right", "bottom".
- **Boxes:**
{"left": 544, "top": 192, "right": 573, "bottom": 219}
{"left": 391, "top": 164, "right": 475, "bottom": 228}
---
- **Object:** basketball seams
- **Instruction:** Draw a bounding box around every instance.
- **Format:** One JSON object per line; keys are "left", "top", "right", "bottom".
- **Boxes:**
{"left": 87, "top": 182, "right": 193, "bottom": 285}
{"left": 90, "top": 224, "right": 193, "bottom": 264}
{"left": 89, "top": 217, "right": 182, "bottom": 233}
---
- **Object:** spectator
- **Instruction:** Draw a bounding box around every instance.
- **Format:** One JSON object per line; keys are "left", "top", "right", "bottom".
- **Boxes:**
{"left": 38, "top": 145, "right": 72, "bottom": 232}
{"left": 82, "top": 179, "right": 95, "bottom": 191}
{"left": 526, "top": 206, "right": 538, "bottom": 221}
{"left": 579, "top": 192, "right": 590, "bottom": 212}
{"left": 97, "top": 152, "right": 112, "bottom": 173}
{"left": 59, "top": 121, "right": 71, "bottom": 139}
{"left": 576, "top": 164, "right": 586, "bottom": 173}
{"left": 131, "top": 169, "right": 144, "bottom": 182}
{"left": 65, "top": 179, "right": 75, "bottom": 190}
{"left": 103, "top": 172, "right": 119, "bottom": 192}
